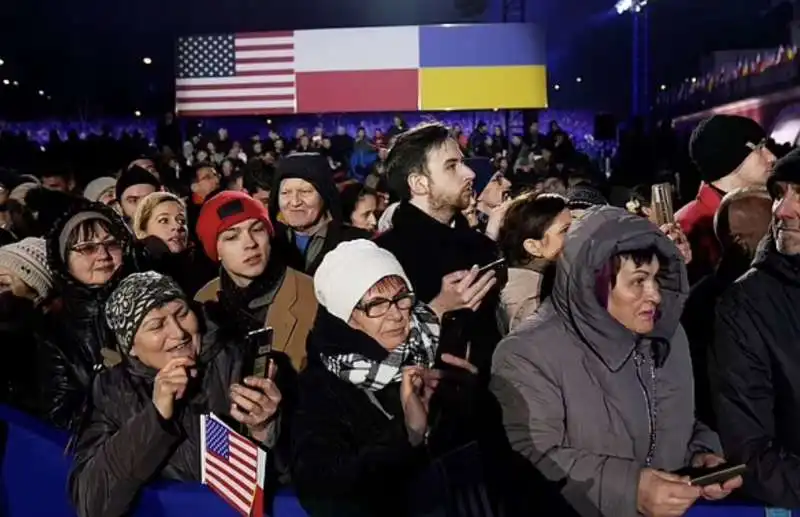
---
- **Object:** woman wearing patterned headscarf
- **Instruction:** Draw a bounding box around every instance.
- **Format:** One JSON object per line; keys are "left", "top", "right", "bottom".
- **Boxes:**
{"left": 68, "top": 271, "right": 282, "bottom": 517}
{"left": 291, "top": 240, "right": 480, "bottom": 517}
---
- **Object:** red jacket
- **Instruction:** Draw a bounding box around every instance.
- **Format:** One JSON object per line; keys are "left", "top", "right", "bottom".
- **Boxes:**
{"left": 676, "top": 182, "right": 724, "bottom": 281}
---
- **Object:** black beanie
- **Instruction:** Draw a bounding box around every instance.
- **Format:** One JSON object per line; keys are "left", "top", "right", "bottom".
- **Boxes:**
{"left": 269, "top": 153, "right": 341, "bottom": 222}
{"left": 767, "top": 147, "right": 800, "bottom": 198}
{"left": 689, "top": 115, "right": 766, "bottom": 182}
{"left": 115, "top": 166, "right": 162, "bottom": 201}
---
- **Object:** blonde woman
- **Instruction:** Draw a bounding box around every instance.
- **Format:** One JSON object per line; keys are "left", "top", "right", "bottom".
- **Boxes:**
{"left": 132, "top": 192, "right": 188, "bottom": 254}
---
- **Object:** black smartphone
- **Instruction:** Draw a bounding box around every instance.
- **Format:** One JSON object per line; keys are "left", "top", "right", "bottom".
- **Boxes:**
{"left": 674, "top": 463, "right": 746, "bottom": 487}
{"left": 434, "top": 309, "right": 471, "bottom": 370}
{"left": 241, "top": 327, "right": 274, "bottom": 380}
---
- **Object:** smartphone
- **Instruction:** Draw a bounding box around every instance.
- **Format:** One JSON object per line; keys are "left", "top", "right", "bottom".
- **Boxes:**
{"left": 434, "top": 310, "right": 471, "bottom": 369}
{"left": 674, "top": 463, "right": 746, "bottom": 487}
{"left": 651, "top": 183, "right": 675, "bottom": 226}
{"left": 242, "top": 327, "right": 274, "bottom": 379}
{"left": 477, "top": 257, "right": 506, "bottom": 275}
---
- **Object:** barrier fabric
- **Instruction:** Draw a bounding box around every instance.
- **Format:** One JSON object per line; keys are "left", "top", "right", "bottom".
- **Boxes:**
{"left": 0, "top": 404, "right": 787, "bottom": 517}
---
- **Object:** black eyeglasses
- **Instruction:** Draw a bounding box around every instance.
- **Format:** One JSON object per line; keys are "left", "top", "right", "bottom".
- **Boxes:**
{"left": 356, "top": 292, "right": 415, "bottom": 318}
{"left": 71, "top": 239, "right": 122, "bottom": 256}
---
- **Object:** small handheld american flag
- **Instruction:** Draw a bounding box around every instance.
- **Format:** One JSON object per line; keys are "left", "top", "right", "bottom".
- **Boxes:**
{"left": 201, "top": 413, "right": 267, "bottom": 517}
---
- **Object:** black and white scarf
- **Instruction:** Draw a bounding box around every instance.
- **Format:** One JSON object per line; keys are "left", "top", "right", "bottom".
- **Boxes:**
{"left": 321, "top": 303, "right": 440, "bottom": 391}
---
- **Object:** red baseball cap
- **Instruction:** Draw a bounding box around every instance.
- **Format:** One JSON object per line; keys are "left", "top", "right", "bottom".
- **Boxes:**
{"left": 196, "top": 191, "right": 274, "bottom": 262}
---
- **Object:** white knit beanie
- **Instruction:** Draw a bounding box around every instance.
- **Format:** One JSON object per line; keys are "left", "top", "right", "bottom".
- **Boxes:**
{"left": 0, "top": 237, "right": 53, "bottom": 303}
{"left": 313, "top": 239, "right": 411, "bottom": 323}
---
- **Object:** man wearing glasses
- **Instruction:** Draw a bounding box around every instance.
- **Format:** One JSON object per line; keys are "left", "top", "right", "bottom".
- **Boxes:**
{"left": 676, "top": 114, "right": 775, "bottom": 282}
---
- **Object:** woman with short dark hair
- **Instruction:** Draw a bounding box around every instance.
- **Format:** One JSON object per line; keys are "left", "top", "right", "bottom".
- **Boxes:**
{"left": 497, "top": 193, "right": 570, "bottom": 333}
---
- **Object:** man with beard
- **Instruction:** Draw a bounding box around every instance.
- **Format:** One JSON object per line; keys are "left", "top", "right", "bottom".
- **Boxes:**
{"left": 375, "top": 122, "right": 502, "bottom": 375}
{"left": 711, "top": 148, "right": 800, "bottom": 508}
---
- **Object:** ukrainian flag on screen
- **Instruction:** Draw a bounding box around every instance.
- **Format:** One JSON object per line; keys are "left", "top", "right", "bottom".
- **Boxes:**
{"left": 417, "top": 24, "right": 548, "bottom": 111}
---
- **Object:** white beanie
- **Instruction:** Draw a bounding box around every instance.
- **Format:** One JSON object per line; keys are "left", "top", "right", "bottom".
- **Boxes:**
{"left": 0, "top": 237, "right": 53, "bottom": 303}
{"left": 314, "top": 239, "right": 411, "bottom": 322}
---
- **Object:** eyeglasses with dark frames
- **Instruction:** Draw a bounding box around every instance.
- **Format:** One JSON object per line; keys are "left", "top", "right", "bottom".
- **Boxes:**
{"left": 356, "top": 292, "right": 416, "bottom": 318}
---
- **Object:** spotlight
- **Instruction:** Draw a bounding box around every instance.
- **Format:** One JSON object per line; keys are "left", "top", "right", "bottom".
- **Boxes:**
{"left": 12, "top": 80, "right": 18, "bottom": 86}
{"left": 38, "top": 90, "right": 44, "bottom": 96}
{"left": 143, "top": 57, "right": 152, "bottom": 65}
{"left": 615, "top": 0, "right": 648, "bottom": 14}
{"left": 2, "top": 79, "right": 8, "bottom": 86}
{"left": 0, "top": 58, "right": 4, "bottom": 66}
{"left": 134, "top": 110, "right": 142, "bottom": 117}
{"left": 660, "top": 84, "right": 666, "bottom": 91}
{"left": 554, "top": 84, "right": 561, "bottom": 91}
{"left": 576, "top": 77, "right": 583, "bottom": 83}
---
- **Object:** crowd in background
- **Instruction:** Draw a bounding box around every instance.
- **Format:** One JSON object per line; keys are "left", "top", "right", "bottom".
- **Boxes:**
{"left": 2, "top": 112, "right": 800, "bottom": 517}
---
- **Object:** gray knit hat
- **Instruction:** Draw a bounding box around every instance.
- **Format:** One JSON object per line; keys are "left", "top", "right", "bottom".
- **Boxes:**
{"left": 83, "top": 177, "right": 117, "bottom": 203}
{"left": 105, "top": 271, "right": 186, "bottom": 354}
{"left": 0, "top": 237, "right": 53, "bottom": 303}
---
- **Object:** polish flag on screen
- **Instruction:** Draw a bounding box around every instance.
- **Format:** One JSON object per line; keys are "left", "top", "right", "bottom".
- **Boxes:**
{"left": 175, "top": 32, "right": 296, "bottom": 116}
{"left": 201, "top": 413, "right": 267, "bottom": 517}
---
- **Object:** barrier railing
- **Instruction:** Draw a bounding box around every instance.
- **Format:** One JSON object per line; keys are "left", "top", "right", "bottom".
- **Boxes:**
{"left": 0, "top": 404, "right": 788, "bottom": 516}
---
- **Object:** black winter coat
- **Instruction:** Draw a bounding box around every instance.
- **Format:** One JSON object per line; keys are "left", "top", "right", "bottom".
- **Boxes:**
{"left": 374, "top": 202, "right": 506, "bottom": 376}
{"left": 68, "top": 322, "right": 249, "bottom": 517}
{"left": 711, "top": 236, "right": 800, "bottom": 508}
{"left": 43, "top": 201, "right": 139, "bottom": 430}
{"left": 290, "top": 309, "right": 428, "bottom": 517}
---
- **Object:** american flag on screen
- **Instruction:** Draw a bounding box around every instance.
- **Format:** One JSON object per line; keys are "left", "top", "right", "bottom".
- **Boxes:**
{"left": 176, "top": 32, "right": 296, "bottom": 116}
{"left": 201, "top": 413, "right": 267, "bottom": 517}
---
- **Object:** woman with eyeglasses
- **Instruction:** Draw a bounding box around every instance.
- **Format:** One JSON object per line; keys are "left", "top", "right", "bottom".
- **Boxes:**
{"left": 291, "top": 240, "right": 479, "bottom": 517}
{"left": 42, "top": 200, "right": 139, "bottom": 429}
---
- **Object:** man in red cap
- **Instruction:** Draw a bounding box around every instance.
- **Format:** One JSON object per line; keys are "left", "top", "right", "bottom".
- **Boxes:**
{"left": 194, "top": 190, "right": 317, "bottom": 375}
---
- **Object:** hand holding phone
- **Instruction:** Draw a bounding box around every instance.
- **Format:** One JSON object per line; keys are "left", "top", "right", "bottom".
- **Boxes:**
{"left": 431, "top": 266, "right": 498, "bottom": 316}
{"left": 673, "top": 463, "right": 746, "bottom": 487}
{"left": 243, "top": 327, "right": 274, "bottom": 380}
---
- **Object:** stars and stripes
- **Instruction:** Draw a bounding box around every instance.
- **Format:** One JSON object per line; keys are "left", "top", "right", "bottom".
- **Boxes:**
{"left": 201, "top": 413, "right": 266, "bottom": 517}
{"left": 176, "top": 32, "right": 296, "bottom": 116}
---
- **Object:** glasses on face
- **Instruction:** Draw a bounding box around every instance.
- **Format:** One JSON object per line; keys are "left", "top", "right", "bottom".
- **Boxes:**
{"left": 356, "top": 292, "right": 415, "bottom": 318}
{"left": 71, "top": 239, "right": 122, "bottom": 257}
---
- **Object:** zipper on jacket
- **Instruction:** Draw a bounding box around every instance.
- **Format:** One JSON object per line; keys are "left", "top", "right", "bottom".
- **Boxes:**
{"left": 633, "top": 350, "right": 657, "bottom": 467}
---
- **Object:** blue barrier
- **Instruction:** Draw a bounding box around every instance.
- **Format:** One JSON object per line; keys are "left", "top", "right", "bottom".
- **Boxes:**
{"left": 0, "top": 404, "right": 308, "bottom": 517}
{"left": 0, "top": 404, "right": 786, "bottom": 517}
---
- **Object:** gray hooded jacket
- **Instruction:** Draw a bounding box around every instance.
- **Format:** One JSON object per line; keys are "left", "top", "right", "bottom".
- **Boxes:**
{"left": 490, "top": 206, "right": 720, "bottom": 517}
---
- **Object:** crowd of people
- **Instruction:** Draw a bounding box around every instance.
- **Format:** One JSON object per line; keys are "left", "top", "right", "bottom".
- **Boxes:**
{"left": 0, "top": 112, "right": 799, "bottom": 517}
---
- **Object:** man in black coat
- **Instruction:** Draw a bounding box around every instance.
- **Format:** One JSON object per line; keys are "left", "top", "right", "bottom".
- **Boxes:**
{"left": 374, "top": 122, "right": 504, "bottom": 376}
{"left": 711, "top": 148, "right": 800, "bottom": 508}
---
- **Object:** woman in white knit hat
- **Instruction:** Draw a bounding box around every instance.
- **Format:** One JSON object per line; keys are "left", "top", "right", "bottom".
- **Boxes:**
{"left": 291, "top": 239, "right": 477, "bottom": 517}
{"left": 0, "top": 237, "right": 54, "bottom": 306}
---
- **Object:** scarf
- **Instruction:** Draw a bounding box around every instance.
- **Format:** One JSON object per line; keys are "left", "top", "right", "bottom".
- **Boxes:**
{"left": 321, "top": 303, "right": 440, "bottom": 391}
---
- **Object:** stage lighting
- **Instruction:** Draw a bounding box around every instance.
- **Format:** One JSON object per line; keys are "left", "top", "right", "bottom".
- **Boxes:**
{"left": 615, "top": 0, "right": 648, "bottom": 14}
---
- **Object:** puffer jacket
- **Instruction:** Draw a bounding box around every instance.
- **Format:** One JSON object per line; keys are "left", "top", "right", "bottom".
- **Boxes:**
{"left": 42, "top": 201, "right": 138, "bottom": 430}
{"left": 490, "top": 206, "right": 721, "bottom": 517}
{"left": 68, "top": 317, "right": 257, "bottom": 517}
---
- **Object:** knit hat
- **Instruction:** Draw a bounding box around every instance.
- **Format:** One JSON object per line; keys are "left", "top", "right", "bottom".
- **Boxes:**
{"left": 566, "top": 183, "right": 608, "bottom": 210}
{"left": 57, "top": 210, "right": 113, "bottom": 261}
{"left": 115, "top": 166, "right": 161, "bottom": 202}
{"left": 269, "top": 153, "right": 342, "bottom": 222}
{"left": 105, "top": 271, "right": 186, "bottom": 355}
{"left": 690, "top": 115, "right": 767, "bottom": 182}
{"left": 84, "top": 177, "right": 117, "bottom": 202}
{"left": 196, "top": 191, "right": 274, "bottom": 262}
{"left": 767, "top": 147, "right": 800, "bottom": 198}
{"left": 314, "top": 239, "right": 411, "bottom": 323}
{"left": 0, "top": 237, "right": 53, "bottom": 303}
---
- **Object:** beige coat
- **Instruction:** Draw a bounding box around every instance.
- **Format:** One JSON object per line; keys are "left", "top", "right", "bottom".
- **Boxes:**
{"left": 499, "top": 266, "right": 546, "bottom": 334}
{"left": 194, "top": 267, "right": 318, "bottom": 372}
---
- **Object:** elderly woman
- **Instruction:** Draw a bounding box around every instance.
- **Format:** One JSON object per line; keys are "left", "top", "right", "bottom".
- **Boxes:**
{"left": 43, "top": 201, "right": 139, "bottom": 429}
{"left": 69, "top": 271, "right": 282, "bottom": 517}
{"left": 491, "top": 206, "right": 740, "bottom": 517}
{"left": 291, "top": 240, "right": 478, "bottom": 517}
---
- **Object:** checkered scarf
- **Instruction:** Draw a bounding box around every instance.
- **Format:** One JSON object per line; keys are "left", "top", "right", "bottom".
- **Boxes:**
{"left": 321, "top": 303, "right": 440, "bottom": 391}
